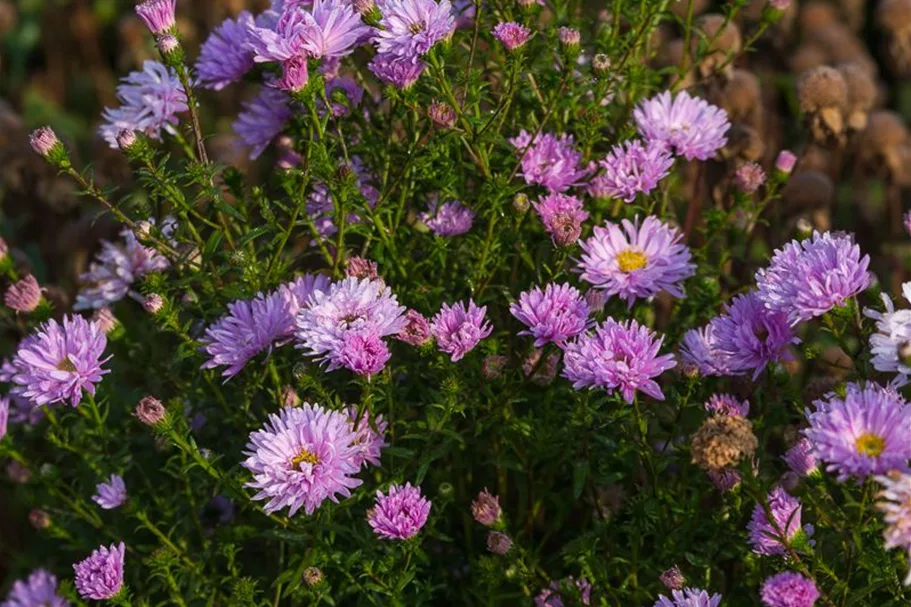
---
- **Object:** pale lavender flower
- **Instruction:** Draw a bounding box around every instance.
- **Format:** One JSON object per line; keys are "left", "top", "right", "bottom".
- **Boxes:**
{"left": 755, "top": 231, "right": 872, "bottom": 326}
{"left": 92, "top": 474, "right": 127, "bottom": 510}
{"left": 196, "top": 12, "right": 256, "bottom": 89}
{"left": 135, "top": 0, "right": 176, "bottom": 35}
{"left": 760, "top": 572, "right": 819, "bottom": 607}
{"left": 430, "top": 299, "right": 493, "bottom": 361}
{"left": 73, "top": 542, "right": 125, "bottom": 600}
{"left": 375, "top": 0, "right": 456, "bottom": 58}
{"left": 510, "top": 130, "right": 590, "bottom": 192}
{"left": 876, "top": 471, "right": 911, "bottom": 584}
{"left": 369, "top": 53, "right": 426, "bottom": 88}
{"left": 100, "top": 61, "right": 187, "bottom": 148}
{"left": 864, "top": 284, "right": 911, "bottom": 387}
{"left": 278, "top": 273, "right": 333, "bottom": 327}
{"left": 4, "top": 275, "right": 41, "bottom": 312}
{"left": 245, "top": 6, "right": 310, "bottom": 62}
{"left": 1, "top": 569, "right": 68, "bottom": 607}
{"left": 142, "top": 293, "right": 164, "bottom": 314}
{"left": 653, "top": 588, "right": 722, "bottom": 607}
{"left": 452, "top": 0, "right": 476, "bottom": 27}
{"left": 396, "top": 309, "right": 432, "bottom": 345}
{"left": 234, "top": 87, "right": 293, "bottom": 159}
{"left": 905, "top": 210, "right": 911, "bottom": 237}
{"left": 346, "top": 406, "right": 387, "bottom": 469}
{"left": 747, "top": 487, "right": 812, "bottom": 556}
{"left": 243, "top": 404, "right": 361, "bottom": 515}
{"left": 679, "top": 325, "right": 731, "bottom": 377}
{"left": 634, "top": 90, "right": 730, "bottom": 161}
{"left": 10, "top": 315, "right": 110, "bottom": 407}
{"left": 804, "top": 382, "right": 911, "bottom": 481}
{"left": 301, "top": 0, "right": 373, "bottom": 59}
{"left": 735, "top": 162, "right": 766, "bottom": 193}
{"left": 421, "top": 198, "right": 475, "bottom": 236}
{"left": 0, "top": 396, "right": 6, "bottom": 441}
{"left": 704, "top": 394, "right": 749, "bottom": 417}
{"left": 563, "top": 318, "right": 676, "bottom": 403}
{"left": 577, "top": 216, "right": 695, "bottom": 307}
{"left": 510, "top": 283, "right": 589, "bottom": 347}
{"left": 532, "top": 192, "right": 589, "bottom": 247}
{"left": 493, "top": 21, "right": 531, "bottom": 51}
{"left": 471, "top": 489, "right": 502, "bottom": 526}
{"left": 535, "top": 578, "right": 592, "bottom": 607}
{"left": 295, "top": 277, "right": 407, "bottom": 371}
{"left": 712, "top": 291, "right": 800, "bottom": 379}
{"left": 588, "top": 140, "right": 674, "bottom": 203}
{"left": 368, "top": 482, "right": 431, "bottom": 540}
{"left": 784, "top": 438, "right": 820, "bottom": 477}
{"left": 8, "top": 394, "right": 43, "bottom": 426}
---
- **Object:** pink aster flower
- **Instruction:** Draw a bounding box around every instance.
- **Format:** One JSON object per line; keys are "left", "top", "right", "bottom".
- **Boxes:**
{"left": 876, "top": 471, "right": 911, "bottom": 584}
{"left": 243, "top": 404, "right": 362, "bottom": 515}
{"left": 338, "top": 331, "right": 392, "bottom": 378}
{"left": 397, "top": 309, "right": 432, "bottom": 345}
{"left": 346, "top": 406, "right": 387, "bottom": 469}
{"left": 233, "top": 87, "right": 294, "bottom": 159}
{"left": 533, "top": 193, "right": 589, "bottom": 247}
{"left": 588, "top": 140, "right": 674, "bottom": 203}
{"left": 375, "top": 0, "right": 456, "bottom": 58}
{"left": 10, "top": 315, "right": 110, "bottom": 407}
{"left": 493, "top": 21, "right": 531, "bottom": 51}
{"left": 634, "top": 90, "right": 730, "bottom": 161}
{"left": 73, "top": 542, "right": 125, "bottom": 601}
{"left": 756, "top": 231, "right": 872, "bottom": 326}
{"left": 295, "top": 277, "right": 407, "bottom": 372}
{"left": 4, "top": 275, "right": 41, "bottom": 312}
{"left": 679, "top": 324, "right": 731, "bottom": 377}
{"left": 804, "top": 382, "right": 911, "bottom": 481}
{"left": 654, "top": 588, "right": 722, "bottom": 607}
{"left": 346, "top": 256, "right": 379, "bottom": 280}
{"left": 735, "top": 162, "right": 766, "bottom": 193}
{"left": 510, "top": 130, "right": 591, "bottom": 192}
{"left": 368, "top": 483, "right": 431, "bottom": 540}
{"left": 712, "top": 291, "right": 800, "bottom": 379}
{"left": 369, "top": 53, "right": 426, "bottom": 88}
{"left": 535, "top": 578, "right": 592, "bottom": 607}
{"left": 196, "top": 12, "right": 256, "bottom": 90}
{"left": 660, "top": 567, "right": 686, "bottom": 591}
{"left": 577, "top": 216, "right": 695, "bottom": 307}
{"left": 562, "top": 318, "right": 676, "bottom": 403}
{"left": 430, "top": 299, "right": 493, "bottom": 361}
{"left": 760, "top": 572, "right": 820, "bottom": 607}
{"left": 747, "top": 487, "right": 812, "bottom": 556}
{"left": 99, "top": 61, "right": 187, "bottom": 148}
{"left": 1, "top": 569, "right": 69, "bottom": 607}
{"left": 471, "top": 489, "right": 501, "bottom": 526}
{"left": 135, "top": 0, "right": 176, "bottom": 35}
{"left": 421, "top": 198, "right": 475, "bottom": 236}
{"left": 92, "top": 474, "right": 127, "bottom": 510}
{"left": 510, "top": 283, "right": 589, "bottom": 347}
{"left": 704, "top": 394, "right": 749, "bottom": 417}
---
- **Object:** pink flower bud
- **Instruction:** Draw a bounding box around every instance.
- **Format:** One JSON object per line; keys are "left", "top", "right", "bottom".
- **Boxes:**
{"left": 135, "top": 0, "right": 176, "bottom": 35}
{"left": 133, "top": 395, "right": 167, "bottom": 426}
{"left": 487, "top": 531, "right": 513, "bottom": 555}
{"left": 558, "top": 26, "right": 580, "bottom": 47}
{"left": 735, "top": 162, "right": 766, "bottom": 193}
{"left": 303, "top": 567, "right": 324, "bottom": 587}
{"left": 29, "top": 126, "right": 60, "bottom": 158}
{"left": 492, "top": 21, "right": 531, "bottom": 51}
{"left": 276, "top": 56, "right": 309, "bottom": 93}
{"left": 0, "top": 237, "right": 7, "bottom": 261}
{"left": 4, "top": 275, "right": 41, "bottom": 312}
{"left": 281, "top": 385, "right": 301, "bottom": 407}
{"left": 346, "top": 256, "right": 379, "bottom": 280}
{"left": 116, "top": 130, "right": 138, "bottom": 151}
{"left": 481, "top": 354, "right": 508, "bottom": 379}
{"left": 91, "top": 308, "right": 119, "bottom": 334}
{"left": 156, "top": 33, "right": 180, "bottom": 55}
{"left": 775, "top": 150, "right": 797, "bottom": 174}
{"left": 471, "top": 489, "right": 502, "bottom": 526}
{"left": 660, "top": 566, "right": 686, "bottom": 590}
{"left": 428, "top": 100, "right": 457, "bottom": 128}
{"left": 396, "top": 309, "right": 432, "bottom": 346}
{"left": 143, "top": 293, "right": 165, "bottom": 314}
{"left": 769, "top": 0, "right": 791, "bottom": 9}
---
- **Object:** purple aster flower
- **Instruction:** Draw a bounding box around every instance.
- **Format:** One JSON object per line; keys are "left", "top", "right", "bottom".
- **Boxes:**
{"left": 451, "top": 0, "right": 475, "bottom": 27}
{"left": 243, "top": 404, "right": 362, "bottom": 515}
{"left": 493, "top": 21, "right": 531, "bottom": 51}
{"left": 338, "top": 330, "right": 391, "bottom": 378}
{"left": 679, "top": 325, "right": 731, "bottom": 377}
{"left": 634, "top": 90, "right": 730, "bottom": 161}
{"left": 654, "top": 588, "right": 722, "bottom": 607}
{"left": 760, "top": 572, "right": 820, "bottom": 607}
{"left": 588, "top": 140, "right": 674, "bottom": 203}
{"left": 7, "top": 394, "right": 43, "bottom": 426}
{"left": 1, "top": 569, "right": 69, "bottom": 607}
{"left": 245, "top": 6, "right": 310, "bottom": 62}
{"left": 303, "top": 0, "right": 374, "bottom": 59}
{"left": 864, "top": 284, "right": 911, "bottom": 387}
{"left": 535, "top": 578, "right": 592, "bottom": 607}
{"left": 747, "top": 487, "right": 812, "bottom": 556}
{"left": 533, "top": 193, "right": 589, "bottom": 247}
{"left": 135, "top": 0, "right": 176, "bottom": 35}
{"left": 196, "top": 12, "right": 256, "bottom": 90}
{"left": 562, "top": 318, "right": 676, "bottom": 403}
{"left": 804, "top": 381, "right": 911, "bottom": 481}
{"left": 876, "top": 471, "right": 911, "bottom": 584}
{"left": 755, "top": 231, "right": 872, "bottom": 326}
{"left": 99, "top": 61, "right": 187, "bottom": 148}
{"left": 295, "top": 277, "right": 407, "bottom": 371}
{"left": 0, "top": 396, "right": 7, "bottom": 440}
{"left": 510, "top": 130, "right": 591, "bottom": 192}
{"left": 369, "top": 53, "right": 426, "bottom": 88}
{"left": 375, "top": 0, "right": 455, "bottom": 58}
{"left": 430, "top": 299, "right": 493, "bottom": 361}
{"left": 784, "top": 438, "right": 820, "bottom": 478}
{"left": 712, "top": 291, "right": 800, "bottom": 379}
{"left": 346, "top": 406, "right": 387, "bottom": 469}
{"left": 420, "top": 198, "right": 475, "bottom": 236}
{"left": 92, "top": 474, "right": 127, "bottom": 510}
{"left": 704, "top": 393, "right": 749, "bottom": 417}
{"left": 397, "top": 309, "right": 432, "bottom": 346}
{"left": 233, "top": 87, "right": 293, "bottom": 159}
{"left": 10, "top": 315, "right": 110, "bottom": 407}
{"left": 75, "top": 226, "right": 170, "bottom": 310}
{"left": 577, "top": 216, "right": 695, "bottom": 307}
{"left": 200, "top": 290, "right": 295, "bottom": 379}
{"left": 324, "top": 76, "right": 364, "bottom": 117}
{"left": 510, "top": 283, "right": 589, "bottom": 347}
{"left": 368, "top": 482, "right": 431, "bottom": 540}
{"left": 73, "top": 542, "right": 125, "bottom": 601}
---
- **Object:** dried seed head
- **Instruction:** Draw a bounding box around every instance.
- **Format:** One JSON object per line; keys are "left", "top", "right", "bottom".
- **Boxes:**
{"left": 691, "top": 14, "right": 742, "bottom": 79}
{"left": 839, "top": 62, "right": 877, "bottom": 113}
{"left": 719, "top": 69, "right": 761, "bottom": 122}
{"left": 721, "top": 124, "right": 765, "bottom": 162}
{"left": 790, "top": 43, "right": 829, "bottom": 74}
{"left": 481, "top": 354, "right": 508, "bottom": 379}
{"left": 859, "top": 110, "right": 909, "bottom": 174}
{"left": 877, "top": 0, "right": 911, "bottom": 32}
{"left": 781, "top": 170, "right": 835, "bottom": 209}
{"left": 690, "top": 415, "right": 758, "bottom": 471}
{"left": 799, "top": 0, "right": 839, "bottom": 32}
{"left": 797, "top": 66, "right": 848, "bottom": 113}
{"left": 809, "top": 25, "right": 878, "bottom": 74}
{"left": 303, "top": 567, "right": 324, "bottom": 587}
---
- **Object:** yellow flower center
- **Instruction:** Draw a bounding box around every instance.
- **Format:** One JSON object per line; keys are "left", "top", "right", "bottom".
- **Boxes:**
{"left": 409, "top": 21, "right": 426, "bottom": 34}
{"left": 291, "top": 448, "right": 320, "bottom": 468}
{"left": 616, "top": 250, "right": 648, "bottom": 273}
{"left": 56, "top": 356, "right": 77, "bottom": 372}
{"left": 856, "top": 433, "right": 886, "bottom": 457}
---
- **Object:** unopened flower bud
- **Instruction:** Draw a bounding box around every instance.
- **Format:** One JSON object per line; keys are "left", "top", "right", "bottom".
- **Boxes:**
{"left": 487, "top": 531, "right": 513, "bottom": 555}
{"left": 775, "top": 150, "right": 797, "bottom": 175}
{"left": 734, "top": 162, "right": 766, "bottom": 193}
{"left": 396, "top": 309, "right": 432, "bottom": 346}
{"left": 471, "top": 489, "right": 502, "bottom": 526}
{"left": 481, "top": 354, "right": 508, "bottom": 379}
{"left": 550, "top": 212, "right": 582, "bottom": 247}
{"left": 4, "top": 275, "right": 41, "bottom": 312}
{"left": 276, "top": 56, "right": 309, "bottom": 93}
{"left": 346, "top": 256, "right": 379, "bottom": 280}
{"left": 134, "top": 395, "right": 167, "bottom": 426}
{"left": 143, "top": 293, "right": 165, "bottom": 314}
{"left": 592, "top": 53, "right": 610, "bottom": 74}
{"left": 428, "top": 100, "right": 457, "bottom": 128}
{"left": 557, "top": 26, "right": 580, "bottom": 48}
{"left": 795, "top": 218, "right": 813, "bottom": 238}
{"left": 29, "top": 126, "right": 68, "bottom": 167}
{"left": 303, "top": 567, "right": 324, "bottom": 587}
{"left": 282, "top": 385, "right": 301, "bottom": 407}
{"left": 512, "top": 193, "right": 530, "bottom": 214}
{"left": 91, "top": 308, "right": 119, "bottom": 335}
{"left": 116, "top": 129, "right": 139, "bottom": 152}
{"left": 353, "top": 0, "right": 375, "bottom": 13}
{"left": 135, "top": 0, "right": 177, "bottom": 35}
{"left": 29, "top": 509, "right": 51, "bottom": 529}
{"left": 156, "top": 33, "right": 180, "bottom": 57}
{"left": 660, "top": 566, "right": 686, "bottom": 590}
{"left": 293, "top": 362, "right": 309, "bottom": 381}
{"left": 7, "top": 460, "right": 30, "bottom": 483}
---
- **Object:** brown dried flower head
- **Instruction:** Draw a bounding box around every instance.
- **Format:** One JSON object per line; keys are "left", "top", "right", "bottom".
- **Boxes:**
{"left": 690, "top": 415, "right": 758, "bottom": 471}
